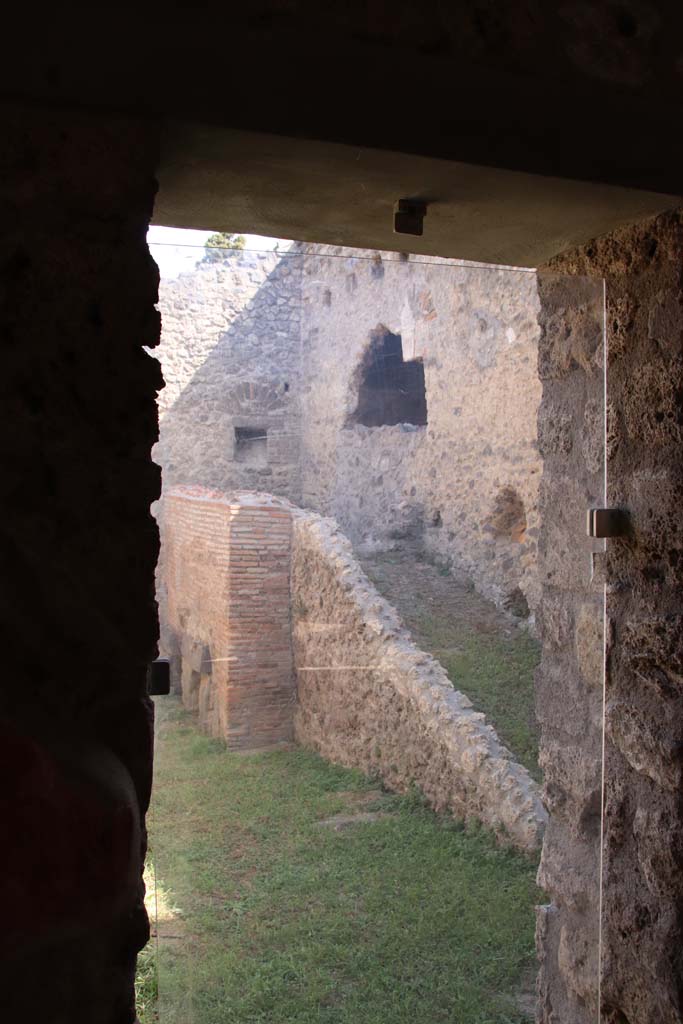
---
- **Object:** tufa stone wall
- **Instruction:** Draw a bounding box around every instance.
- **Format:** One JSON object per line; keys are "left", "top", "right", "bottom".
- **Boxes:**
{"left": 155, "top": 247, "right": 542, "bottom": 619}
{"left": 153, "top": 249, "right": 303, "bottom": 501}
{"left": 0, "top": 102, "right": 161, "bottom": 1024}
{"left": 540, "top": 209, "right": 683, "bottom": 1024}
{"left": 299, "top": 249, "right": 542, "bottom": 618}
{"left": 160, "top": 488, "right": 295, "bottom": 750}
{"left": 533, "top": 272, "right": 607, "bottom": 1023}
{"left": 291, "top": 510, "right": 547, "bottom": 853}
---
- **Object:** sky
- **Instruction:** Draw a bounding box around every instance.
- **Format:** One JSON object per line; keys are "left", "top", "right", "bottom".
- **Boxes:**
{"left": 147, "top": 225, "right": 288, "bottom": 278}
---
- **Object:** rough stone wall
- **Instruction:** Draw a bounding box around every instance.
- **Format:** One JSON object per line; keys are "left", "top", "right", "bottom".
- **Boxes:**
{"left": 0, "top": 102, "right": 161, "bottom": 1023}
{"left": 153, "top": 249, "right": 303, "bottom": 501}
{"left": 161, "top": 488, "right": 295, "bottom": 750}
{"left": 537, "top": 210, "right": 683, "bottom": 1024}
{"left": 291, "top": 510, "right": 546, "bottom": 853}
{"left": 299, "top": 249, "right": 543, "bottom": 617}
{"left": 533, "top": 273, "right": 606, "bottom": 1023}
{"left": 156, "top": 246, "right": 542, "bottom": 618}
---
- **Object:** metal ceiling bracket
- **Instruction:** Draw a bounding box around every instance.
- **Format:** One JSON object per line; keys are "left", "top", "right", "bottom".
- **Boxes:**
{"left": 147, "top": 657, "right": 171, "bottom": 696}
{"left": 587, "top": 507, "right": 630, "bottom": 538}
{"left": 394, "top": 199, "right": 427, "bottom": 236}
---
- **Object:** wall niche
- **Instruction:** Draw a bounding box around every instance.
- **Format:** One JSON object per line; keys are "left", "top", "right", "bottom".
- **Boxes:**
{"left": 234, "top": 426, "right": 268, "bottom": 466}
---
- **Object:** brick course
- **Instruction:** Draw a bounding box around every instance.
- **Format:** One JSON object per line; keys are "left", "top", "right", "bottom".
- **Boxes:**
{"left": 160, "top": 487, "right": 295, "bottom": 750}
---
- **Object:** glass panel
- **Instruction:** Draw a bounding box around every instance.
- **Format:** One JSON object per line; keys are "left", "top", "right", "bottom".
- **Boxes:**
{"left": 143, "top": 238, "right": 605, "bottom": 1024}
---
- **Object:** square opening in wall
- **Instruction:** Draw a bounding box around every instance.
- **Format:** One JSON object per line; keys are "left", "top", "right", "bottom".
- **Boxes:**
{"left": 234, "top": 426, "right": 268, "bottom": 466}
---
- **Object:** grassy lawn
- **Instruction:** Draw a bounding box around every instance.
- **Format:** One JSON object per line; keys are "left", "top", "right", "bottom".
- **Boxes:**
{"left": 138, "top": 699, "right": 540, "bottom": 1024}
{"left": 361, "top": 552, "right": 541, "bottom": 779}
{"left": 414, "top": 615, "right": 540, "bottom": 780}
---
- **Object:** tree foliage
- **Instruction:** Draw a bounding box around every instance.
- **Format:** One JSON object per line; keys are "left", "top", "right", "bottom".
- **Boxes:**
{"left": 201, "top": 231, "right": 246, "bottom": 262}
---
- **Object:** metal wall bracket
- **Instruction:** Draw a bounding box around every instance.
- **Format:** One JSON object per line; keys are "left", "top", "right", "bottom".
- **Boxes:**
{"left": 587, "top": 507, "right": 630, "bottom": 538}
{"left": 394, "top": 199, "right": 427, "bottom": 236}
{"left": 147, "top": 657, "right": 171, "bottom": 696}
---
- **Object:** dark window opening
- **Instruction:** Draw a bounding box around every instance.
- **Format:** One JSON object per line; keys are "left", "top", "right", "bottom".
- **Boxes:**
{"left": 234, "top": 426, "right": 268, "bottom": 466}
{"left": 348, "top": 327, "right": 428, "bottom": 428}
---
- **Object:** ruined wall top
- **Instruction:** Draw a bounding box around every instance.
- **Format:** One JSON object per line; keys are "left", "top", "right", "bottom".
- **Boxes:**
{"left": 153, "top": 242, "right": 543, "bottom": 619}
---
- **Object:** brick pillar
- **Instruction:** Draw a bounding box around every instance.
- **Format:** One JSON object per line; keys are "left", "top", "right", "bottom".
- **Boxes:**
{"left": 162, "top": 489, "right": 295, "bottom": 750}
{"left": 222, "top": 501, "right": 295, "bottom": 748}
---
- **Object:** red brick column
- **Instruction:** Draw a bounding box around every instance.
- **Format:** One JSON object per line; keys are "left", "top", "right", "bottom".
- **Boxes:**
{"left": 161, "top": 488, "right": 295, "bottom": 750}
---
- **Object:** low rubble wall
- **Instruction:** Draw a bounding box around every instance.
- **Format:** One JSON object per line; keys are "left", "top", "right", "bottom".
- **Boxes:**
{"left": 291, "top": 511, "right": 546, "bottom": 852}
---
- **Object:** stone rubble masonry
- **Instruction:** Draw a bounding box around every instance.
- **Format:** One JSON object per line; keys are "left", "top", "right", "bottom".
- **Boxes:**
{"left": 160, "top": 488, "right": 546, "bottom": 852}
{"left": 154, "top": 246, "right": 542, "bottom": 621}
{"left": 299, "top": 248, "right": 543, "bottom": 620}
{"left": 533, "top": 272, "right": 606, "bottom": 1024}
{"left": 290, "top": 510, "right": 547, "bottom": 853}
{"left": 537, "top": 209, "right": 683, "bottom": 1024}
{"left": 0, "top": 102, "right": 161, "bottom": 1024}
{"left": 153, "top": 248, "right": 303, "bottom": 502}
{"left": 160, "top": 487, "right": 296, "bottom": 750}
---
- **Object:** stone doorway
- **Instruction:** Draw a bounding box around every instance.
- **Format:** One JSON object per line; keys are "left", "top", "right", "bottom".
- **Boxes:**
{"left": 144, "top": 233, "right": 608, "bottom": 1023}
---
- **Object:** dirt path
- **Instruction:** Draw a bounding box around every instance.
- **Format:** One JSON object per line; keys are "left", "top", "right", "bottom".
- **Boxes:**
{"left": 360, "top": 547, "right": 541, "bottom": 777}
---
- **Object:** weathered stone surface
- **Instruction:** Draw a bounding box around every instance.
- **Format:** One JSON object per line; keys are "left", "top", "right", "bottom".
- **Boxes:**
{"left": 299, "top": 249, "right": 543, "bottom": 619}
{"left": 541, "top": 208, "right": 683, "bottom": 1023}
{"left": 537, "top": 275, "right": 604, "bottom": 380}
{"left": 154, "top": 247, "right": 543, "bottom": 620}
{"left": 291, "top": 511, "right": 546, "bottom": 852}
{"left": 534, "top": 269, "right": 605, "bottom": 1024}
{"left": 536, "top": 902, "right": 599, "bottom": 1024}
{"left": 539, "top": 739, "right": 601, "bottom": 838}
{"left": 574, "top": 600, "right": 604, "bottom": 689}
{"left": 152, "top": 250, "right": 303, "bottom": 501}
{"left": 0, "top": 101, "right": 160, "bottom": 1024}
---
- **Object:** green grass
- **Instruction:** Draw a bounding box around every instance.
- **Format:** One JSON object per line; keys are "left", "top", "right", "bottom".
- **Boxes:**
{"left": 361, "top": 554, "right": 541, "bottom": 779}
{"left": 413, "top": 614, "right": 540, "bottom": 780}
{"left": 135, "top": 917, "right": 158, "bottom": 1024}
{"left": 137, "top": 699, "right": 540, "bottom": 1023}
